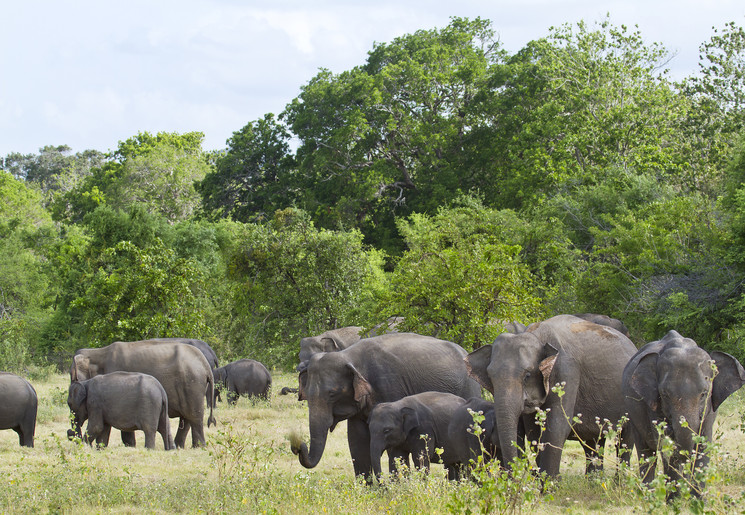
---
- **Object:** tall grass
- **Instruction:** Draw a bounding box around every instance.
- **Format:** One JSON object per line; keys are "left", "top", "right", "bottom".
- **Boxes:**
{"left": 0, "top": 372, "right": 744, "bottom": 513}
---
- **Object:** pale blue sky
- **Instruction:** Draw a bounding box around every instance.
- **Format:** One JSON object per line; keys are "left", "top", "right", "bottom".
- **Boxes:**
{"left": 2, "top": 1, "right": 743, "bottom": 156}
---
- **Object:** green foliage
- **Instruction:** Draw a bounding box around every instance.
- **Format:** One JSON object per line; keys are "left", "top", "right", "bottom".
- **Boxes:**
{"left": 222, "top": 209, "right": 386, "bottom": 368}
{"left": 67, "top": 238, "right": 206, "bottom": 346}
{"left": 476, "top": 17, "right": 690, "bottom": 208}
{"left": 283, "top": 17, "right": 504, "bottom": 251}
{"left": 373, "top": 200, "right": 545, "bottom": 350}
{"left": 199, "top": 114, "right": 295, "bottom": 222}
{"left": 52, "top": 131, "right": 210, "bottom": 223}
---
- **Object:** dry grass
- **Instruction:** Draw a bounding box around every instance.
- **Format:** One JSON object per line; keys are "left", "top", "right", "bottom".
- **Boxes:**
{"left": 0, "top": 372, "right": 744, "bottom": 513}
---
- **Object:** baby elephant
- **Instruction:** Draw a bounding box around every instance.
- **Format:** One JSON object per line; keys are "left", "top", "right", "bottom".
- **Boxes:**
{"left": 0, "top": 372, "right": 38, "bottom": 447}
{"left": 67, "top": 371, "right": 174, "bottom": 450}
{"left": 445, "top": 397, "right": 501, "bottom": 480}
{"left": 368, "top": 391, "right": 470, "bottom": 480}
{"left": 213, "top": 359, "right": 271, "bottom": 405}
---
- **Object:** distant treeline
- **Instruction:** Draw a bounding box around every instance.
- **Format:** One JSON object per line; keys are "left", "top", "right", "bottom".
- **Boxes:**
{"left": 2, "top": 17, "right": 745, "bottom": 370}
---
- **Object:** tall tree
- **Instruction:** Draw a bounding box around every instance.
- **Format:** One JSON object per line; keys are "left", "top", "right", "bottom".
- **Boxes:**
{"left": 471, "top": 18, "right": 688, "bottom": 208}
{"left": 283, "top": 17, "right": 504, "bottom": 250}
{"left": 199, "top": 114, "right": 295, "bottom": 222}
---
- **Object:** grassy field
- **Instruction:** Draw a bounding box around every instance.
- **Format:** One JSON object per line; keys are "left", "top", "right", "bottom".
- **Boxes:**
{"left": 1, "top": 369, "right": 744, "bottom": 514}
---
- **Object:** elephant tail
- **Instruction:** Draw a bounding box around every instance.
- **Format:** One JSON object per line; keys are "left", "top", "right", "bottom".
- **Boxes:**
{"left": 207, "top": 372, "right": 216, "bottom": 428}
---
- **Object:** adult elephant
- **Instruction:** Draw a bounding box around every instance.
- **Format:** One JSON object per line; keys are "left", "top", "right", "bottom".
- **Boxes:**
{"left": 213, "top": 359, "right": 271, "bottom": 404}
{"left": 70, "top": 340, "right": 216, "bottom": 448}
{"left": 466, "top": 314, "right": 637, "bottom": 478}
{"left": 291, "top": 333, "right": 481, "bottom": 480}
{"left": 622, "top": 330, "right": 745, "bottom": 496}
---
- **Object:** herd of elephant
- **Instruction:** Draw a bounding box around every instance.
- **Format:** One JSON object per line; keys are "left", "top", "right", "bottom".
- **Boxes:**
{"left": 1, "top": 313, "right": 744, "bottom": 499}
{"left": 0, "top": 337, "right": 271, "bottom": 450}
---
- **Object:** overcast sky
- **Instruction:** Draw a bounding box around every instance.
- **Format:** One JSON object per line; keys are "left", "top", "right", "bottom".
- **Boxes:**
{"left": 2, "top": 1, "right": 744, "bottom": 157}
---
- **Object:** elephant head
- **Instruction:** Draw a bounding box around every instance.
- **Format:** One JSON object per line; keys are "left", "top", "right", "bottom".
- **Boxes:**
{"left": 368, "top": 403, "right": 423, "bottom": 477}
{"left": 629, "top": 342, "right": 745, "bottom": 458}
{"left": 70, "top": 353, "right": 102, "bottom": 381}
{"left": 67, "top": 381, "right": 89, "bottom": 439}
{"left": 291, "top": 352, "right": 373, "bottom": 469}
{"left": 467, "top": 332, "right": 558, "bottom": 465}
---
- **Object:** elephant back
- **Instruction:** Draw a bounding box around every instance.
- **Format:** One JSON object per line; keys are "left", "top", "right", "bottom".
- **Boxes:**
{"left": 342, "top": 333, "right": 480, "bottom": 402}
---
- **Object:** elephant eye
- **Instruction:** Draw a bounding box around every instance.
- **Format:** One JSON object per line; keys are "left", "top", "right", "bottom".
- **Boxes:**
{"left": 523, "top": 372, "right": 531, "bottom": 383}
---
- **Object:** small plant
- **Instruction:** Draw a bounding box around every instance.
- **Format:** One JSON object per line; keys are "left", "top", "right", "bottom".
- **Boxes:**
{"left": 447, "top": 407, "right": 549, "bottom": 514}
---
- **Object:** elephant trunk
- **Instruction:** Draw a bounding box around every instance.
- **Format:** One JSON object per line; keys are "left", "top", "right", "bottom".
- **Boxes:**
{"left": 495, "top": 386, "right": 524, "bottom": 467}
{"left": 370, "top": 438, "right": 386, "bottom": 479}
{"left": 293, "top": 404, "right": 332, "bottom": 469}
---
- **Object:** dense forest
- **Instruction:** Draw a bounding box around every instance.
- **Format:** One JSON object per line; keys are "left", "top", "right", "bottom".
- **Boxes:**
{"left": 2, "top": 16, "right": 745, "bottom": 371}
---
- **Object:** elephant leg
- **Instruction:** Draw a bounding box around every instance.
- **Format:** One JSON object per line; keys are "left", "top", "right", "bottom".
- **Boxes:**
{"left": 347, "top": 416, "right": 373, "bottom": 482}
{"left": 144, "top": 430, "right": 156, "bottom": 450}
{"left": 121, "top": 430, "right": 136, "bottom": 447}
{"left": 174, "top": 418, "right": 189, "bottom": 448}
{"left": 190, "top": 420, "right": 206, "bottom": 448}
{"left": 537, "top": 412, "right": 572, "bottom": 477}
{"left": 583, "top": 435, "right": 604, "bottom": 474}
{"left": 227, "top": 390, "right": 239, "bottom": 406}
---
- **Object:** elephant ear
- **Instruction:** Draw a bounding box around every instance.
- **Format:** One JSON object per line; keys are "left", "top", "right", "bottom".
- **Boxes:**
{"left": 465, "top": 345, "right": 494, "bottom": 393}
{"left": 401, "top": 407, "right": 422, "bottom": 436}
{"left": 711, "top": 351, "right": 745, "bottom": 411}
{"left": 348, "top": 363, "right": 374, "bottom": 414}
{"left": 69, "top": 381, "right": 87, "bottom": 410}
{"left": 321, "top": 336, "right": 342, "bottom": 352}
{"left": 629, "top": 353, "right": 660, "bottom": 412}
{"left": 539, "top": 343, "right": 559, "bottom": 396}
{"left": 297, "top": 369, "right": 308, "bottom": 401}
{"left": 72, "top": 354, "right": 91, "bottom": 381}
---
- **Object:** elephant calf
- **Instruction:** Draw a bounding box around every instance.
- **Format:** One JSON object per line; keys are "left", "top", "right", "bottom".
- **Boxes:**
{"left": 0, "top": 372, "right": 37, "bottom": 447}
{"left": 368, "top": 391, "right": 471, "bottom": 480}
{"left": 213, "top": 359, "right": 271, "bottom": 405}
{"left": 68, "top": 371, "right": 174, "bottom": 450}
{"left": 445, "top": 397, "right": 501, "bottom": 480}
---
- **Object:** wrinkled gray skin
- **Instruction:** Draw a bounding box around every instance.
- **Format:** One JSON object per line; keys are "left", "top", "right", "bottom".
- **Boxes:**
{"left": 213, "top": 359, "right": 271, "bottom": 405}
{"left": 297, "top": 326, "right": 364, "bottom": 371}
{"left": 291, "top": 333, "right": 481, "bottom": 481}
{"left": 467, "top": 314, "right": 637, "bottom": 478}
{"left": 622, "top": 330, "right": 745, "bottom": 497}
{"left": 368, "top": 392, "right": 469, "bottom": 481}
{"left": 0, "top": 372, "right": 37, "bottom": 447}
{"left": 67, "top": 372, "right": 174, "bottom": 450}
{"left": 445, "top": 397, "right": 501, "bottom": 480}
{"left": 572, "top": 313, "right": 630, "bottom": 338}
{"left": 71, "top": 340, "right": 215, "bottom": 448}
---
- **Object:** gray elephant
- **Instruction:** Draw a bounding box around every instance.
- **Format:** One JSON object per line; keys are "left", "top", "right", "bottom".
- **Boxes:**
{"left": 622, "top": 330, "right": 745, "bottom": 497}
{"left": 466, "top": 314, "right": 637, "bottom": 478}
{"left": 572, "top": 313, "right": 630, "bottom": 337}
{"left": 0, "top": 372, "right": 37, "bottom": 447}
{"left": 70, "top": 339, "right": 215, "bottom": 448}
{"left": 67, "top": 371, "right": 174, "bottom": 450}
{"left": 291, "top": 333, "right": 481, "bottom": 481}
{"left": 445, "top": 397, "right": 501, "bottom": 480}
{"left": 297, "top": 326, "right": 364, "bottom": 370}
{"left": 213, "top": 359, "right": 271, "bottom": 404}
{"left": 368, "top": 391, "right": 469, "bottom": 480}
